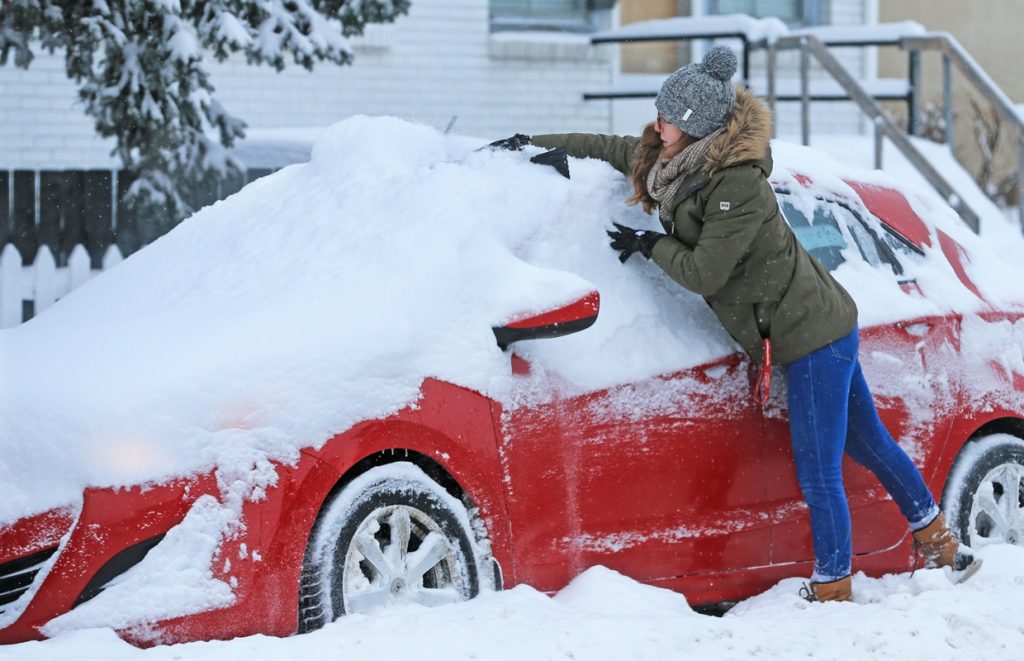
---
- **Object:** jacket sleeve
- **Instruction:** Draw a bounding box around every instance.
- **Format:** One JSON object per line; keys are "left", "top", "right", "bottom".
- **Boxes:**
{"left": 649, "top": 167, "right": 765, "bottom": 296}
{"left": 530, "top": 133, "right": 639, "bottom": 175}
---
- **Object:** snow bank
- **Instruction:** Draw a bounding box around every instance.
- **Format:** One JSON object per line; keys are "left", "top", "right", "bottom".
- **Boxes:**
{"left": 6, "top": 545, "right": 1024, "bottom": 660}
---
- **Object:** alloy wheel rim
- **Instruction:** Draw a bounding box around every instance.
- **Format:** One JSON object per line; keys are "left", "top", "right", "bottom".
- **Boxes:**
{"left": 342, "top": 504, "right": 464, "bottom": 614}
{"left": 968, "top": 462, "right": 1024, "bottom": 548}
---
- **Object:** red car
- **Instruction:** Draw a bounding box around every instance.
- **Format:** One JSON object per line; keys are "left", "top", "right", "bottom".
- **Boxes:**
{"left": 2, "top": 139, "right": 1023, "bottom": 646}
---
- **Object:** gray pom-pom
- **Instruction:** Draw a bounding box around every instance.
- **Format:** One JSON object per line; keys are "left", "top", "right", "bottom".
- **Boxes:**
{"left": 701, "top": 46, "right": 737, "bottom": 81}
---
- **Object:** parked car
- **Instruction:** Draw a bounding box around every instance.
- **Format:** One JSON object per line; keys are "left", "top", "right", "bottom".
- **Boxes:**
{"left": 1, "top": 120, "right": 1022, "bottom": 646}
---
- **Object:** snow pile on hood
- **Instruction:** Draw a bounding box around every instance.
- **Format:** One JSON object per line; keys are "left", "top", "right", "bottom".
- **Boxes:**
{"left": 6, "top": 545, "right": 1024, "bottom": 660}
{"left": 0, "top": 115, "right": 731, "bottom": 528}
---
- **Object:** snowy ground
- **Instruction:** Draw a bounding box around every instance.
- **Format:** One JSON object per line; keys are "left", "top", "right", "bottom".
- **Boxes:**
{"left": 5, "top": 545, "right": 1023, "bottom": 660}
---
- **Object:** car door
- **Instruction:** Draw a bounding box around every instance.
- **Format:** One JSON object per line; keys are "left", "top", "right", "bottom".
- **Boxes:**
{"left": 496, "top": 351, "right": 771, "bottom": 592}
{"left": 762, "top": 194, "right": 962, "bottom": 565}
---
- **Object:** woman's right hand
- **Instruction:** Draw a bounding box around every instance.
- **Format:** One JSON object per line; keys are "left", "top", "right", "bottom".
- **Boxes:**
{"left": 486, "top": 134, "right": 531, "bottom": 151}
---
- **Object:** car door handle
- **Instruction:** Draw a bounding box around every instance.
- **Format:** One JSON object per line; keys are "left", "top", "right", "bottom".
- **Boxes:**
{"left": 903, "top": 322, "right": 931, "bottom": 337}
{"left": 702, "top": 365, "right": 729, "bottom": 379}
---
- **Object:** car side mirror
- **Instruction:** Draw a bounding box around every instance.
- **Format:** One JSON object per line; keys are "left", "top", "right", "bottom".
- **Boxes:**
{"left": 492, "top": 291, "right": 599, "bottom": 351}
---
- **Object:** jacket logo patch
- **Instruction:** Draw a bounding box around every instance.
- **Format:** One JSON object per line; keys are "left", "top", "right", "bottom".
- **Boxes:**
{"left": 719, "top": 201, "right": 731, "bottom": 211}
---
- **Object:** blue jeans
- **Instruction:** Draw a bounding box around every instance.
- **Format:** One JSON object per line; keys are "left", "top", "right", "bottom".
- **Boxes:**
{"left": 786, "top": 327, "right": 939, "bottom": 582}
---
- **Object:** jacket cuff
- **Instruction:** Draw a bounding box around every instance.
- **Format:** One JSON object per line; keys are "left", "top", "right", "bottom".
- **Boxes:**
{"left": 650, "top": 235, "right": 681, "bottom": 269}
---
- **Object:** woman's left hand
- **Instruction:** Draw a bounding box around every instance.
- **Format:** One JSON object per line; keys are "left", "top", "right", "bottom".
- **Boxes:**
{"left": 607, "top": 223, "right": 667, "bottom": 263}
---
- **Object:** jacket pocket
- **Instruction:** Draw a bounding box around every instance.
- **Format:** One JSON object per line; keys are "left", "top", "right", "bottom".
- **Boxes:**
{"left": 753, "top": 300, "right": 776, "bottom": 339}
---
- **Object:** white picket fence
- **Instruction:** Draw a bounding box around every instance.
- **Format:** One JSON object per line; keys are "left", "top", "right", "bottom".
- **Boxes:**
{"left": 0, "top": 243, "right": 123, "bottom": 328}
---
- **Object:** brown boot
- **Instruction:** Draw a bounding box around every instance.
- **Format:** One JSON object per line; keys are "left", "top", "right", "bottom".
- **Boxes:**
{"left": 800, "top": 575, "right": 852, "bottom": 602}
{"left": 913, "top": 513, "right": 982, "bottom": 582}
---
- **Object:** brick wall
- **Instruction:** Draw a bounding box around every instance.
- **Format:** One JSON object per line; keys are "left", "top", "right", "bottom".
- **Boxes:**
{"left": 0, "top": 0, "right": 614, "bottom": 170}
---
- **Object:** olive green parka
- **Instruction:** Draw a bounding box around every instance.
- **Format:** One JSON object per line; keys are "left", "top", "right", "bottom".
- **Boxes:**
{"left": 531, "top": 87, "right": 857, "bottom": 365}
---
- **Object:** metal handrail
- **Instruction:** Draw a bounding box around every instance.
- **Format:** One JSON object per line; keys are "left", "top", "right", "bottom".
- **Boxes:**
{"left": 773, "top": 34, "right": 980, "bottom": 233}
{"left": 901, "top": 33, "right": 1024, "bottom": 229}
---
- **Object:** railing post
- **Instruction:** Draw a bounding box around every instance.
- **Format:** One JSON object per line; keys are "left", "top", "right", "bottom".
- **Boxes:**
{"left": 943, "top": 54, "right": 954, "bottom": 147}
{"left": 874, "top": 118, "right": 884, "bottom": 169}
{"left": 741, "top": 38, "right": 751, "bottom": 87}
{"left": 908, "top": 50, "right": 921, "bottom": 136}
{"left": 1019, "top": 137, "right": 1024, "bottom": 235}
{"left": 766, "top": 43, "right": 777, "bottom": 137}
{"left": 800, "top": 37, "right": 810, "bottom": 146}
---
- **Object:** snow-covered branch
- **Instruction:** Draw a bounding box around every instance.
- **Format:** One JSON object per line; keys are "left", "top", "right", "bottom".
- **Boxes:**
{"left": 0, "top": 0, "right": 410, "bottom": 224}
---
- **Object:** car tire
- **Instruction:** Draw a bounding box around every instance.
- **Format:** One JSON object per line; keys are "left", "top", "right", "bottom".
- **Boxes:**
{"left": 299, "top": 462, "right": 489, "bottom": 631}
{"left": 942, "top": 433, "right": 1024, "bottom": 550}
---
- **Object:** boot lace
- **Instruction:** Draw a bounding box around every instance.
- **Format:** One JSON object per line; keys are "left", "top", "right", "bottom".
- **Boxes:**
{"left": 910, "top": 538, "right": 923, "bottom": 578}
{"left": 799, "top": 583, "right": 817, "bottom": 603}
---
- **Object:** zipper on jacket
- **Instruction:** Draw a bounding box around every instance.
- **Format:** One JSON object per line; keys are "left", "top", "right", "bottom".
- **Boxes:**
{"left": 666, "top": 179, "right": 710, "bottom": 236}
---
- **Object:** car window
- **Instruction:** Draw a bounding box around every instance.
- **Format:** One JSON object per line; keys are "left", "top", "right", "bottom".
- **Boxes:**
{"left": 778, "top": 194, "right": 907, "bottom": 278}
{"left": 779, "top": 198, "right": 847, "bottom": 271}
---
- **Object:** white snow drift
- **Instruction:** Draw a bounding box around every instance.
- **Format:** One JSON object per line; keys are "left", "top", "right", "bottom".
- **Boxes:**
{"left": 5, "top": 544, "right": 1024, "bottom": 660}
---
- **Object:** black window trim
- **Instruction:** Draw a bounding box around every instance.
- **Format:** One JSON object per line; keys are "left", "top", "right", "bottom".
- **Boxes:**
{"left": 773, "top": 187, "right": 919, "bottom": 280}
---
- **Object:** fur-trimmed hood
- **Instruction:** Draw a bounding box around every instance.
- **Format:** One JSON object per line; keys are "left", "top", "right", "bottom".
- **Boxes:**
{"left": 705, "top": 86, "right": 773, "bottom": 173}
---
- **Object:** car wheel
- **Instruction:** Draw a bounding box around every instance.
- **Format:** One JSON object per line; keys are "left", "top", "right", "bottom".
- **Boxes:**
{"left": 943, "top": 433, "right": 1024, "bottom": 550}
{"left": 299, "top": 462, "right": 488, "bottom": 630}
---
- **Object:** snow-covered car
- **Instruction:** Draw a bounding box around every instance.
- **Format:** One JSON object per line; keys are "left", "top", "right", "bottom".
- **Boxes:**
{"left": 1, "top": 116, "right": 1023, "bottom": 646}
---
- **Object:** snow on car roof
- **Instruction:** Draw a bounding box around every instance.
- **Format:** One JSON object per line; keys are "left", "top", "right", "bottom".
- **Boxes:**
{"left": 768, "top": 139, "right": 1024, "bottom": 315}
{"left": 0, "top": 115, "right": 1017, "bottom": 530}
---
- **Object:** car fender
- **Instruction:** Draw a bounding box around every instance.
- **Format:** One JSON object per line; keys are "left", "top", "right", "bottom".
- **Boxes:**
{"left": 300, "top": 378, "right": 514, "bottom": 585}
{"left": 929, "top": 409, "right": 1024, "bottom": 499}
{"left": 0, "top": 474, "right": 217, "bottom": 644}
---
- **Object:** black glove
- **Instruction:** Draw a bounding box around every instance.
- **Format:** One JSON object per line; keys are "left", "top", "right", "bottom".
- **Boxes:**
{"left": 486, "top": 133, "right": 531, "bottom": 151}
{"left": 607, "top": 223, "right": 666, "bottom": 263}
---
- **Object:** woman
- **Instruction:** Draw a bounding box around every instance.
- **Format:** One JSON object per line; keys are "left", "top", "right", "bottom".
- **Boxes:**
{"left": 519, "top": 46, "right": 979, "bottom": 602}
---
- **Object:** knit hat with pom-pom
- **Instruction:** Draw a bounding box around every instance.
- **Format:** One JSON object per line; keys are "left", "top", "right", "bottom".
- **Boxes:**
{"left": 655, "top": 45, "right": 738, "bottom": 138}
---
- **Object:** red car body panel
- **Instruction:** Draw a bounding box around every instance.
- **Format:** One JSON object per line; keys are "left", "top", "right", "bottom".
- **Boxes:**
{"left": 0, "top": 474, "right": 218, "bottom": 643}
{"left": 843, "top": 180, "right": 932, "bottom": 248}
{"left": 0, "top": 508, "right": 76, "bottom": 567}
{"left": 497, "top": 351, "right": 770, "bottom": 592}
{"left": 505, "top": 290, "right": 600, "bottom": 329}
{"left": 2, "top": 177, "right": 1023, "bottom": 646}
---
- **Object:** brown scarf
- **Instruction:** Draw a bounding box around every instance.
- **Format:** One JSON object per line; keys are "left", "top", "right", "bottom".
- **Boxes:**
{"left": 646, "top": 127, "right": 724, "bottom": 227}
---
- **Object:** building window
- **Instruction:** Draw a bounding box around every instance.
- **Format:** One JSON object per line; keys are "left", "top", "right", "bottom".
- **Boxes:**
{"left": 707, "top": 0, "right": 828, "bottom": 26}
{"left": 490, "top": 0, "right": 615, "bottom": 32}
